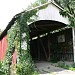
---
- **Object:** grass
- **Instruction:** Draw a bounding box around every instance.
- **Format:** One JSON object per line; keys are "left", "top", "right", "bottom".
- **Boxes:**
{"left": 32, "top": 71, "right": 39, "bottom": 75}
{"left": 57, "top": 61, "right": 75, "bottom": 71}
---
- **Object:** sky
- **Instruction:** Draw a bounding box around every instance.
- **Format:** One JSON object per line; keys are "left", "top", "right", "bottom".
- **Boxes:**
{"left": 0, "top": 0, "right": 36, "bottom": 30}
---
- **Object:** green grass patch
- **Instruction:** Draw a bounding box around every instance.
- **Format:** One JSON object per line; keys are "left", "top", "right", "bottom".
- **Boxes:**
{"left": 57, "top": 61, "right": 75, "bottom": 71}
{"left": 32, "top": 71, "right": 39, "bottom": 75}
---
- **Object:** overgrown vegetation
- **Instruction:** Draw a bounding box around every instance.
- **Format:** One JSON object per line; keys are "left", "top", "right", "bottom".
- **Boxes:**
{"left": 0, "top": 2, "right": 43, "bottom": 75}
{"left": 56, "top": 0, "right": 75, "bottom": 27}
{"left": 0, "top": 61, "right": 5, "bottom": 75}
{"left": 57, "top": 61, "right": 75, "bottom": 71}
{"left": 57, "top": 61, "right": 69, "bottom": 69}
{"left": 27, "top": 0, "right": 48, "bottom": 9}
{"left": 0, "top": 0, "right": 75, "bottom": 75}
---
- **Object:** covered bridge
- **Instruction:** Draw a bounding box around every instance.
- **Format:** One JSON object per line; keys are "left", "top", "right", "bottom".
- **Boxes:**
{"left": 0, "top": 0, "right": 75, "bottom": 62}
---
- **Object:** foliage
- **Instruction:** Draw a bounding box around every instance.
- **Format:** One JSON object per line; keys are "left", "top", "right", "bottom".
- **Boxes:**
{"left": 1, "top": 0, "right": 75, "bottom": 74}
{"left": 16, "top": 10, "right": 38, "bottom": 75}
{"left": 29, "top": 0, "right": 75, "bottom": 27}
{"left": 68, "top": 63, "right": 75, "bottom": 71}
{"left": 1, "top": 24, "right": 18, "bottom": 75}
{"left": 57, "top": 61, "right": 75, "bottom": 71}
{"left": 69, "top": 67, "right": 75, "bottom": 71}
{"left": 71, "top": 63, "right": 75, "bottom": 68}
{"left": 27, "top": 0, "right": 48, "bottom": 9}
{"left": 0, "top": 0, "right": 48, "bottom": 74}
{"left": 55, "top": 0, "right": 75, "bottom": 27}
{"left": 0, "top": 61, "right": 5, "bottom": 75}
{"left": 32, "top": 71, "right": 39, "bottom": 75}
{"left": 1, "top": 7, "right": 39, "bottom": 74}
{"left": 57, "top": 62, "right": 69, "bottom": 69}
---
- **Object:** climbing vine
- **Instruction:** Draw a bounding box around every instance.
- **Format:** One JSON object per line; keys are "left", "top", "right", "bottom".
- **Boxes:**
{"left": 0, "top": 1, "right": 49, "bottom": 74}
{"left": 59, "top": 0, "right": 75, "bottom": 27}
{"left": 60, "top": 10, "right": 75, "bottom": 27}
{"left": 1, "top": 0, "right": 75, "bottom": 75}
{"left": 16, "top": 10, "right": 38, "bottom": 75}
{"left": 1, "top": 8, "right": 38, "bottom": 75}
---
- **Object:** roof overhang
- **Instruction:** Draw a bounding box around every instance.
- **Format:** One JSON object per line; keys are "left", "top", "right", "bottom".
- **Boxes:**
{"left": 0, "top": 0, "right": 71, "bottom": 40}
{"left": 29, "top": 20, "right": 67, "bottom": 38}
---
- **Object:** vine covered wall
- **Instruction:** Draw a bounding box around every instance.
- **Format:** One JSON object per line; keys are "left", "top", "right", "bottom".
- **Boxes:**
{"left": 0, "top": 8, "right": 38, "bottom": 75}
{"left": 0, "top": 1, "right": 49, "bottom": 74}
{"left": 0, "top": 0, "right": 74, "bottom": 75}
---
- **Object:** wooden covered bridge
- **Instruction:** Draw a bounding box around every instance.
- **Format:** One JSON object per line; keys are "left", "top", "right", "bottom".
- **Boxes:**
{"left": 0, "top": 0, "right": 75, "bottom": 62}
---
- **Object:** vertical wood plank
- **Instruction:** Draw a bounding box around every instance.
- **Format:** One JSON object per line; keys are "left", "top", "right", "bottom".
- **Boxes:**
{"left": 48, "top": 34, "right": 51, "bottom": 61}
{"left": 38, "top": 36, "right": 48, "bottom": 60}
{"left": 37, "top": 38, "right": 40, "bottom": 60}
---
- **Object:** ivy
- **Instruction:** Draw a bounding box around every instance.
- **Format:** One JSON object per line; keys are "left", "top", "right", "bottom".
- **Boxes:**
{"left": 0, "top": 8, "right": 39, "bottom": 75}
{"left": 58, "top": 0, "right": 75, "bottom": 27}
{"left": 1, "top": 0, "right": 75, "bottom": 75}
{"left": 16, "top": 10, "right": 38, "bottom": 75}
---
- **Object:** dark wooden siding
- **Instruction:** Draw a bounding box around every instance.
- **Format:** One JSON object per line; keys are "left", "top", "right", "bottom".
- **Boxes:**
{"left": 30, "top": 28, "right": 73, "bottom": 61}
{"left": 50, "top": 28, "right": 73, "bottom": 61}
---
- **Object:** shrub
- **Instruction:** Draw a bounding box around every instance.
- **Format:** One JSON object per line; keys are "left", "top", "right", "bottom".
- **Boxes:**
{"left": 57, "top": 61, "right": 69, "bottom": 69}
{"left": 0, "top": 61, "right": 5, "bottom": 75}
{"left": 50, "top": 56, "right": 60, "bottom": 63}
{"left": 71, "top": 63, "right": 75, "bottom": 68}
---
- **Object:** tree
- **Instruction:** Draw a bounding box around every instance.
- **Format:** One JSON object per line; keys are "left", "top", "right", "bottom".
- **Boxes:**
{"left": 55, "top": 0, "right": 75, "bottom": 26}
{"left": 27, "top": 0, "right": 48, "bottom": 9}
{"left": 1, "top": 0, "right": 75, "bottom": 75}
{"left": 28, "top": 0, "right": 75, "bottom": 26}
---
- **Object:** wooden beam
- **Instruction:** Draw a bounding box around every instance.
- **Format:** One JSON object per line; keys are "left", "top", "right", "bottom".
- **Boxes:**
{"left": 48, "top": 34, "right": 51, "bottom": 61}
{"left": 38, "top": 36, "right": 48, "bottom": 60}
{"left": 37, "top": 38, "right": 40, "bottom": 60}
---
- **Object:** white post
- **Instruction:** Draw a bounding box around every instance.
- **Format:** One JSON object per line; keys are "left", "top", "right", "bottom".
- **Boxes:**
{"left": 72, "top": 27, "right": 75, "bottom": 62}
